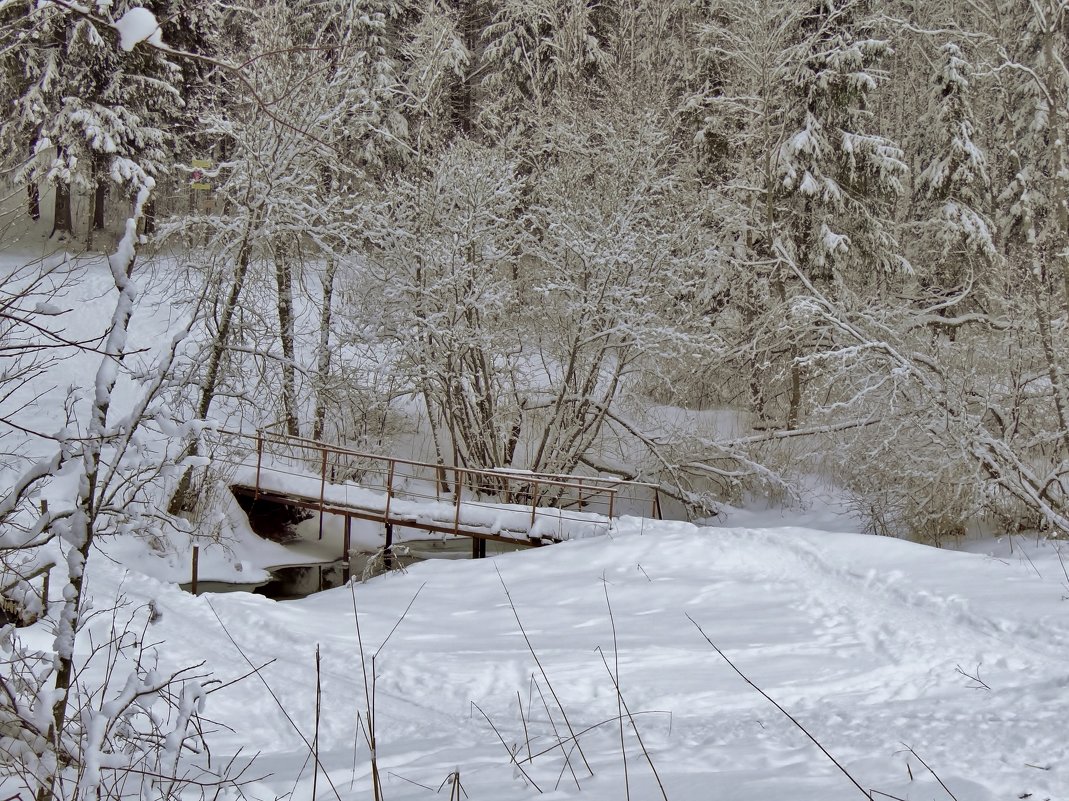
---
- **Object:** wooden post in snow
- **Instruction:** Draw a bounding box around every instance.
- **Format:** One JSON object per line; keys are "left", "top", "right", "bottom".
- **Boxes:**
{"left": 318, "top": 448, "right": 327, "bottom": 540}
{"left": 342, "top": 515, "right": 352, "bottom": 582}
{"left": 453, "top": 479, "right": 462, "bottom": 536}
{"left": 191, "top": 545, "right": 200, "bottom": 595}
{"left": 255, "top": 430, "right": 264, "bottom": 499}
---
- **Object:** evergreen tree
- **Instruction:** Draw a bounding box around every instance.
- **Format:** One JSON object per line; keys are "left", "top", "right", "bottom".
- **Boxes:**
{"left": 399, "top": 0, "right": 470, "bottom": 155}
{"left": 0, "top": 1, "right": 186, "bottom": 239}
{"left": 479, "top": 0, "right": 614, "bottom": 136}
{"left": 995, "top": 0, "right": 1069, "bottom": 470}
{"left": 776, "top": 0, "right": 908, "bottom": 285}
{"left": 913, "top": 42, "right": 997, "bottom": 303}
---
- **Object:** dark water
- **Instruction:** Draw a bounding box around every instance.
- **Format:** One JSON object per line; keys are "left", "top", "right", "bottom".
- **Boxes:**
{"left": 183, "top": 557, "right": 372, "bottom": 600}
{"left": 182, "top": 538, "right": 524, "bottom": 600}
{"left": 253, "top": 562, "right": 349, "bottom": 600}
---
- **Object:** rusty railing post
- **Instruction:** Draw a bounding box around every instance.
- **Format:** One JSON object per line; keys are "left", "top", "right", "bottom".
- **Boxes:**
{"left": 608, "top": 488, "right": 616, "bottom": 521}
{"left": 530, "top": 481, "right": 539, "bottom": 531}
{"left": 384, "top": 522, "right": 394, "bottom": 570}
{"left": 384, "top": 460, "right": 396, "bottom": 569}
{"left": 452, "top": 441, "right": 463, "bottom": 507}
{"left": 255, "top": 429, "right": 264, "bottom": 499}
{"left": 384, "top": 459, "right": 395, "bottom": 520}
{"left": 453, "top": 476, "right": 462, "bottom": 536}
{"left": 318, "top": 447, "right": 328, "bottom": 541}
{"left": 191, "top": 545, "right": 200, "bottom": 595}
{"left": 343, "top": 514, "right": 352, "bottom": 581}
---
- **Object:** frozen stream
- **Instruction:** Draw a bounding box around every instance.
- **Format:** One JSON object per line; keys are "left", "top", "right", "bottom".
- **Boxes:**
{"left": 184, "top": 535, "right": 524, "bottom": 599}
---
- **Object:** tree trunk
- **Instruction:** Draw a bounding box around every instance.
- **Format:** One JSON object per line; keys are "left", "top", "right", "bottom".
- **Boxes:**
{"left": 51, "top": 182, "right": 73, "bottom": 238}
{"left": 27, "top": 183, "right": 39, "bottom": 221}
{"left": 197, "top": 205, "right": 264, "bottom": 421}
{"left": 27, "top": 136, "right": 40, "bottom": 221}
{"left": 86, "top": 170, "right": 105, "bottom": 250}
{"left": 449, "top": 0, "right": 479, "bottom": 133}
{"left": 274, "top": 236, "right": 300, "bottom": 437}
{"left": 93, "top": 178, "right": 107, "bottom": 229}
{"left": 169, "top": 202, "right": 264, "bottom": 514}
{"left": 312, "top": 254, "right": 338, "bottom": 440}
{"left": 142, "top": 198, "right": 156, "bottom": 235}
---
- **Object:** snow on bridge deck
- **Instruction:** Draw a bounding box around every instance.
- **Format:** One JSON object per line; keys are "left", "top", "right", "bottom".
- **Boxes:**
{"left": 211, "top": 429, "right": 661, "bottom": 550}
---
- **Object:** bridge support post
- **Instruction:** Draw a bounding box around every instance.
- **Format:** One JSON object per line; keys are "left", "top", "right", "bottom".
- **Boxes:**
{"left": 384, "top": 522, "right": 393, "bottom": 570}
{"left": 342, "top": 515, "right": 352, "bottom": 582}
{"left": 191, "top": 545, "right": 199, "bottom": 595}
{"left": 471, "top": 536, "right": 485, "bottom": 559}
{"left": 254, "top": 431, "right": 263, "bottom": 500}
{"left": 318, "top": 448, "right": 327, "bottom": 540}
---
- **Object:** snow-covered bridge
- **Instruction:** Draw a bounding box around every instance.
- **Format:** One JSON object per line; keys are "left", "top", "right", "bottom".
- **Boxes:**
{"left": 212, "top": 428, "right": 663, "bottom": 559}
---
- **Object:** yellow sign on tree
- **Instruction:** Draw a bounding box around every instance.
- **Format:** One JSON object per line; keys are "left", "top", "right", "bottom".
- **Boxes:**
{"left": 190, "top": 158, "right": 212, "bottom": 190}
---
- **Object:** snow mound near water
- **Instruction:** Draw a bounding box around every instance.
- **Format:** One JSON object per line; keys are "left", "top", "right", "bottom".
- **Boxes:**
{"left": 83, "top": 519, "right": 1068, "bottom": 801}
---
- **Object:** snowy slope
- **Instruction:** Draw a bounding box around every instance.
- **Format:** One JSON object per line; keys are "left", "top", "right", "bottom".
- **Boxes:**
{"left": 3, "top": 247, "right": 1065, "bottom": 800}
{"left": 85, "top": 520, "right": 1069, "bottom": 801}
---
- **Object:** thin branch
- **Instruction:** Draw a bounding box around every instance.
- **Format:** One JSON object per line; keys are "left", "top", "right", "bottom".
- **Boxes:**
{"left": 496, "top": 566, "right": 593, "bottom": 776}
{"left": 471, "top": 701, "right": 542, "bottom": 793}
{"left": 903, "top": 746, "right": 959, "bottom": 801}
{"left": 687, "top": 613, "right": 872, "bottom": 800}
{"left": 205, "top": 600, "right": 343, "bottom": 801}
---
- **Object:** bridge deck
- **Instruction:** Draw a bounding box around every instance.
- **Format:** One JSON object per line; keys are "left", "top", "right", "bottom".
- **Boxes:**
{"left": 230, "top": 484, "right": 592, "bottom": 547}
{"left": 208, "top": 428, "right": 662, "bottom": 558}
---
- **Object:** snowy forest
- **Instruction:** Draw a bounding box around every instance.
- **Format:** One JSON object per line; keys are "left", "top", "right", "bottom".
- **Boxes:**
{"left": 1, "top": 0, "right": 1069, "bottom": 800}
{"left": 5, "top": 0, "right": 1069, "bottom": 541}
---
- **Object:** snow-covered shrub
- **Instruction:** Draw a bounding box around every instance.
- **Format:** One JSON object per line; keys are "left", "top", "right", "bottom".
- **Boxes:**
{"left": 0, "top": 600, "right": 247, "bottom": 800}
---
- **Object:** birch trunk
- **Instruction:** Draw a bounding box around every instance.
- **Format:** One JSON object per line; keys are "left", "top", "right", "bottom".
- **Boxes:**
{"left": 274, "top": 236, "right": 300, "bottom": 437}
{"left": 312, "top": 254, "right": 337, "bottom": 441}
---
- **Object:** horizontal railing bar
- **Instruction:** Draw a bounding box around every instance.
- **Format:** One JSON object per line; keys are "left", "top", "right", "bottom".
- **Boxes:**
{"left": 209, "top": 428, "right": 622, "bottom": 496}
{"left": 206, "top": 451, "right": 628, "bottom": 513}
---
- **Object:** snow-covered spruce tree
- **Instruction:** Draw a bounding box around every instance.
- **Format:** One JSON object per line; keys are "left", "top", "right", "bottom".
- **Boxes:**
{"left": 776, "top": 0, "right": 908, "bottom": 288}
{"left": 988, "top": 0, "right": 1069, "bottom": 529}
{"left": 912, "top": 42, "right": 998, "bottom": 315}
{"left": 678, "top": 0, "right": 907, "bottom": 430}
{"left": 0, "top": 1, "right": 184, "bottom": 242}
{"left": 478, "top": 0, "right": 614, "bottom": 136}
{"left": 682, "top": 0, "right": 801, "bottom": 423}
{"left": 771, "top": 0, "right": 908, "bottom": 432}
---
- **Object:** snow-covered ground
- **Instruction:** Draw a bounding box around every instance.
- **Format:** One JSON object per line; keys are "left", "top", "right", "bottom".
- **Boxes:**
{"left": 82, "top": 519, "right": 1067, "bottom": 801}
{"left": 4, "top": 246, "right": 1068, "bottom": 800}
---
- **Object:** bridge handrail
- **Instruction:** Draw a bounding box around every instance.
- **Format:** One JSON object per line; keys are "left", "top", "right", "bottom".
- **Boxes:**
{"left": 203, "top": 426, "right": 666, "bottom": 531}
{"left": 214, "top": 427, "right": 633, "bottom": 497}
